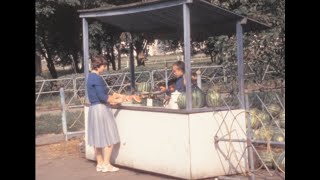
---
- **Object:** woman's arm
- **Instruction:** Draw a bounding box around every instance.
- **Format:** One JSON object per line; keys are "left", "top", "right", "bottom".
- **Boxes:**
{"left": 94, "top": 77, "right": 124, "bottom": 104}
{"left": 95, "top": 84, "right": 109, "bottom": 104}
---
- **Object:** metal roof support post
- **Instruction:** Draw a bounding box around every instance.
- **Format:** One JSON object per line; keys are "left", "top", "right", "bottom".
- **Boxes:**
{"left": 183, "top": 2, "right": 192, "bottom": 110}
{"left": 129, "top": 42, "right": 135, "bottom": 94}
{"left": 236, "top": 19, "right": 245, "bottom": 109}
{"left": 236, "top": 18, "right": 255, "bottom": 180}
{"left": 82, "top": 18, "right": 89, "bottom": 102}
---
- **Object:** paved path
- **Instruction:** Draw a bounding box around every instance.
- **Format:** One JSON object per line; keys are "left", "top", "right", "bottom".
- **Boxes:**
{"left": 36, "top": 138, "right": 284, "bottom": 180}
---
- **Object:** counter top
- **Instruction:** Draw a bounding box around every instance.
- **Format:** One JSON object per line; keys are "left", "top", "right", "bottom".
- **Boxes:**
{"left": 111, "top": 104, "right": 239, "bottom": 114}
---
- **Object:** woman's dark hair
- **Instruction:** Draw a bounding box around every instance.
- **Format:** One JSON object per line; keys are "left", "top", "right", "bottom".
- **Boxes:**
{"left": 172, "top": 61, "right": 185, "bottom": 73}
{"left": 91, "top": 55, "right": 108, "bottom": 70}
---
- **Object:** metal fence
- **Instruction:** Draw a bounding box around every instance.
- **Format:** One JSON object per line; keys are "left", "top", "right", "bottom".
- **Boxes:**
{"left": 35, "top": 63, "right": 284, "bottom": 179}
{"left": 211, "top": 89, "right": 285, "bottom": 179}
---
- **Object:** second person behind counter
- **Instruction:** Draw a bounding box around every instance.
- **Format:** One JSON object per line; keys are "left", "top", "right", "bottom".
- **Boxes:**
{"left": 172, "top": 61, "right": 186, "bottom": 92}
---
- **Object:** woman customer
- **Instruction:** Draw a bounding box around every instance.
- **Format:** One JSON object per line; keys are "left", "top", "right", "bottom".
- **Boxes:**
{"left": 86, "top": 55, "right": 125, "bottom": 173}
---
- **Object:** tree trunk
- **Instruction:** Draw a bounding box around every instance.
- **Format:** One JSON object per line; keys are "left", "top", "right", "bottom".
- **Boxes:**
{"left": 46, "top": 55, "right": 58, "bottom": 79}
{"left": 97, "top": 43, "right": 102, "bottom": 55}
{"left": 36, "top": 51, "right": 42, "bottom": 75}
{"left": 116, "top": 45, "right": 121, "bottom": 70}
{"left": 134, "top": 40, "right": 145, "bottom": 66}
{"left": 106, "top": 60, "right": 110, "bottom": 71}
{"left": 105, "top": 53, "right": 110, "bottom": 71}
{"left": 39, "top": 43, "right": 58, "bottom": 79}
{"left": 210, "top": 52, "right": 214, "bottom": 63}
{"left": 80, "top": 56, "right": 84, "bottom": 72}
{"left": 72, "top": 50, "right": 82, "bottom": 73}
{"left": 110, "top": 47, "right": 116, "bottom": 70}
{"left": 110, "top": 36, "right": 116, "bottom": 70}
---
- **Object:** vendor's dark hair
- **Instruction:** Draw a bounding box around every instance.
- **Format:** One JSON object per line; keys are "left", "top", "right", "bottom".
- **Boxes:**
{"left": 91, "top": 55, "right": 108, "bottom": 70}
{"left": 172, "top": 61, "right": 185, "bottom": 73}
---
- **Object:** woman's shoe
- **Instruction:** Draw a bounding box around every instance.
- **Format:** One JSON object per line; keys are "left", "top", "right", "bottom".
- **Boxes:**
{"left": 101, "top": 164, "right": 119, "bottom": 172}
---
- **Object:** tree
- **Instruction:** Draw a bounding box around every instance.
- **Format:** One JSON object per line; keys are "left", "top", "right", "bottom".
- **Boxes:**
{"left": 36, "top": 0, "right": 86, "bottom": 78}
{"left": 129, "top": 33, "right": 155, "bottom": 66}
{"left": 36, "top": 0, "right": 140, "bottom": 78}
{"left": 36, "top": 0, "right": 59, "bottom": 78}
{"left": 204, "top": 0, "right": 285, "bottom": 82}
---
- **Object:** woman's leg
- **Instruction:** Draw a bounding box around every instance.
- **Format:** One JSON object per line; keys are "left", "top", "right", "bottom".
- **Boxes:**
{"left": 95, "top": 147, "right": 103, "bottom": 166}
{"left": 103, "top": 145, "right": 119, "bottom": 171}
{"left": 103, "top": 145, "right": 113, "bottom": 165}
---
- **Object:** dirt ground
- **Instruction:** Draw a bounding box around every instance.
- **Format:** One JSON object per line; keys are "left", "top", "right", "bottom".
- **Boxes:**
{"left": 36, "top": 138, "right": 284, "bottom": 180}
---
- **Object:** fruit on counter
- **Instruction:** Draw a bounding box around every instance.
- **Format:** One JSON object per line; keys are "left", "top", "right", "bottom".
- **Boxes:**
{"left": 136, "top": 82, "right": 151, "bottom": 93}
{"left": 177, "top": 85, "right": 205, "bottom": 109}
{"left": 132, "top": 95, "right": 142, "bottom": 104}
{"left": 206, "top": 89, "right": 221, "bottom": 107}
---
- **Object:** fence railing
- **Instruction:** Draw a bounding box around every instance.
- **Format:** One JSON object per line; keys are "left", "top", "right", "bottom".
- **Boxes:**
{"left": 36, "top": 63, "right": 284, "bottom": 178}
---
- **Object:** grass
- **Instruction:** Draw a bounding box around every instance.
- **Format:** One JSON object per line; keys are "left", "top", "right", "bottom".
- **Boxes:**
{"left": 36, "top": 110, "right": 84, "bottom": 136}
{"left": 36, "top": 94, "right": 62, "bottom": 110}
{"left": 39, "top": 54, "right": 214, "bottom": 79}
{"left": 36, "top": 92, "right": 84, "bottom": 111}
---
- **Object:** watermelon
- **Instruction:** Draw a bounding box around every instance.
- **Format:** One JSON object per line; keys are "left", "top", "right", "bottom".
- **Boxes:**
{"left": 266, "top": 104, "right": 282, "bottom": 117}
{"left": 271, "top": 127, "right": 285, "bottom": 142}
{"left": 125, "top": 95, "right": 133, "bottom": 102}
{"left": 248, "top": 108, "right": 262, "bottom": 129}
{"left": 275, "top": 151, "right": 285, "bottom": 171}
{"left": 258, "top": 150, "right": 274, "bottom": 168}
{"left": 132, "top": 95, "right": 142, "bottom": 104}
{"left": 206, "top": 89, "right": 221, "bottom": 107}
{"left": 133, "top": 95, "right": 141, "bottom": 102}
{"left": 254, "top": 128, "right": 273, "bottom": 141}
{"left": 177, "top": 85, "right": 205, "bottom": 109}
{"left": 177, "top": 92, "right": 187, "bottom": 109}
{"left": 279, "top": 111, "right": 285, "bottom": 128}
{"left": 136, "top": 82, "right": 151, "bottom": 93}
{"left": 258, "top": 111, "right": 272, "bottom": 126}
{"left": 272, "top": 132, "right": 285, "bottom": 142}
{"left": 248, "top": 109, "right": 270, "bottom": 129}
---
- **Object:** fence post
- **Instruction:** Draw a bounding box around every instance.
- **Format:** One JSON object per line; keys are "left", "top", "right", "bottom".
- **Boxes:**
{"left": 165, "top": 60, "right": 168, "bottom": 89}
{"left": 60, "top": 88, "right": 68, "bottom": 141}
{"left": 151, "top": 70, "right": 155, "bottom": 90}
{"left": 245, "top": 93, "right": 255, "bottom": 180}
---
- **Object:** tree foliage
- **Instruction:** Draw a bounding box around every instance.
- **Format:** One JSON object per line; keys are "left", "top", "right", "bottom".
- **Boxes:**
{"left": 36, "top": 0, "right": 284, "bottom": 81}
{"left": 36, "top": 0, "right": 141, "bottom": 78}
{"left": 204, "top": 0, "right": 285, "bottom": 83}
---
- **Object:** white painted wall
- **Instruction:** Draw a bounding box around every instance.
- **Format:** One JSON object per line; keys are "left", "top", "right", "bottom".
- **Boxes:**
{"left": 84, "top": 107, "right": 247, "bottom": 179}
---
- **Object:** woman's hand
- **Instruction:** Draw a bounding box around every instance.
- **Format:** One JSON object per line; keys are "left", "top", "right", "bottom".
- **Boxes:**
{"left": 113, "top": 96, "right": 123, "bottom": 104}
{"left": 108, "top": 94, "right": 123, "bottom": 104}
{"left": 113, "top": 93, "right": 122, "bottom": 98}
{"left": 113, "top": 93, "right": 129, "bottom": 102}
{"left": 109, "top": 101, "right": 118, "bottom": 105}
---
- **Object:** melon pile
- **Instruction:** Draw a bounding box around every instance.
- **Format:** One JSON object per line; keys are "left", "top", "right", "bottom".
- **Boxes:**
{"left": 177, "top": 87, "right": 228, "bottom": 109}
{"left": 254, "top": 146, "right": 284, "bottom": 172}
{"left": 248, "top": 104, "right": 285, "bottom": 142}
{"left": 248, "top": 103, "right": 285, "bottom": 172}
